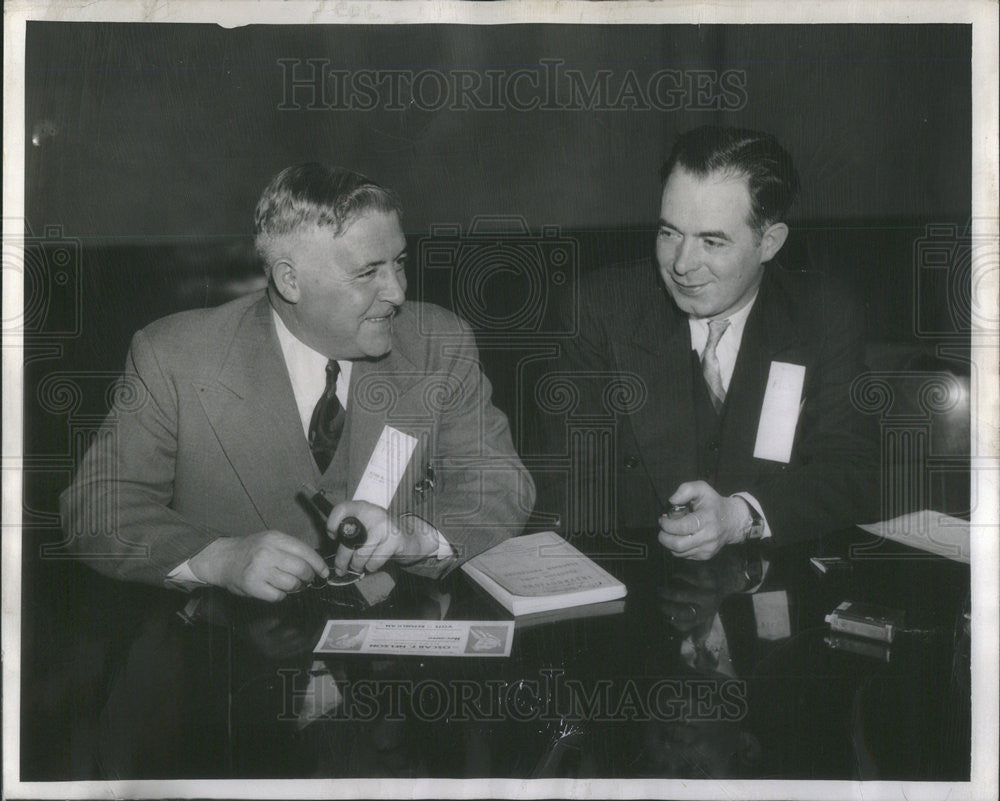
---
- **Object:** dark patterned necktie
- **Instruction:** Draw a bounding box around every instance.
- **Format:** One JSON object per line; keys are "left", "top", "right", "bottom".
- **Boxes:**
{"left": 308, "top": 360, "right": 345, "bottom": 473}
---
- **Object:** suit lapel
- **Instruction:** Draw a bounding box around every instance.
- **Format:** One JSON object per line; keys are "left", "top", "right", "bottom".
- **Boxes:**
{"left": 720, "top": 298, "right": 768, "bottom": 464}
{"left": 620, "top": 267, "right": 808, "bottom": 503}
{"left": 721, "top": 268, "right": 806, "bottom": 469}
{"left": 344, "top": 320, "right": 424, "bottom": 499}
{"left": 193, "top": 295, "right": 317, "bottom": 528}
{"left": 621, "top": 288, "right": 698, "bottom": 508}
{"left": 192, "top": 296, "right": 438, "bottom": 531}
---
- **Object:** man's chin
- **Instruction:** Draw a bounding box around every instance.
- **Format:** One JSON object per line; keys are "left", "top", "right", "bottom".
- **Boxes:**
{"left": 667, "top": 290, "right": 707, "bottom": 318}
{"left": 358, "top": 335, "right": 394, "bottom": 360}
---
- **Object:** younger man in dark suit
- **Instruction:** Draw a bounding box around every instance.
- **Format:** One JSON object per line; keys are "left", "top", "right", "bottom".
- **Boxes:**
{"left": 540, "top": 126, "right": 878, "bottom": 558}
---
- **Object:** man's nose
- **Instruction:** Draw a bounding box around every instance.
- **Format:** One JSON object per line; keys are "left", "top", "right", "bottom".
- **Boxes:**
{"left": 672, "top": 239, "right": 698, "bottom": 275}
{"left": 379, "top": 267, "right": 406, "bottom": 305}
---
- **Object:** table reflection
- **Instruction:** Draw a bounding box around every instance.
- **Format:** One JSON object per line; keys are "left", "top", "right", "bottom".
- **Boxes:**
{"left": 91, "top": 529, "right": 969, "bottom": 781}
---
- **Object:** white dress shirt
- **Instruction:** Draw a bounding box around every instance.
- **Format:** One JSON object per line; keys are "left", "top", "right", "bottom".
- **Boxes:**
{"left": 686, "top": 291, "right": 772, "bottom": 539}
{"left": 272, "top": 310, "right": 453, "bottom": 561}
{"left": 687, "top": 291, "right": 757, "bottom": 395}
{"left": 272, "top": 310, "right": 351, "bottom": 437}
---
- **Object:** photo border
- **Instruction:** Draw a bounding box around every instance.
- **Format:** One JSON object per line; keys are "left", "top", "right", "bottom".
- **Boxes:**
{"left": 3, "top": 2, "right": 997, "bottom": 799}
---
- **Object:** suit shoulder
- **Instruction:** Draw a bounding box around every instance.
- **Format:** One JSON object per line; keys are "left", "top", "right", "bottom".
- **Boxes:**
{"left": 768, "top": 265, "right": 858, "bottom": 311}
{"left": 766, "top": 266, "right": 864, "bottom": 338}
{"left": 140, "top": 292, "right": 260, "bottom": 342}
{"left": 396, "top": 301, "right": 470, "bottom": 337}
{"left": 392, "top": 301, "right": 476, "bottom": 369}
{"left": 134, "top": 292, "right": 262, "bottom": 365}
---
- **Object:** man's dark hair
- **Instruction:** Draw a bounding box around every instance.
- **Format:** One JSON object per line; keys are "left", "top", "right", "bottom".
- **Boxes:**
{"left": 659, "top": 126, "right": 800, "bottom": 233}
{"left": 254, "top": 163, "right": 402, "bottom": 270}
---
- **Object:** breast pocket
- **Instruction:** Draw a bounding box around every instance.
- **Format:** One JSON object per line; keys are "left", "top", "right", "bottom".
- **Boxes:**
{"left": 381, "top": 425, "right": 438, "bottom": 518}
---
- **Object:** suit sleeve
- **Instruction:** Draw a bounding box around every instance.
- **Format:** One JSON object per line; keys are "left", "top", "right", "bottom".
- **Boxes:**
{"left": 531, "top": 276, "right": 616, "bottom": 533}
{"left": 59, "top": 330, "right": 222, "bottom": 586}
{"left": 743, "top": 278, "right": 881, "bottom": 541}
{"left": 416, "top": 322, "right": 535, "bottom": 566}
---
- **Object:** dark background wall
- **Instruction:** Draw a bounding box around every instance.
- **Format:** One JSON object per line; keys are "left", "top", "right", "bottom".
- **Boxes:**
{"left": 18, "top": 21, "right": 972, "bottom": 778}
{"left": 26, "top": 24, "right": 970, "bottom": 237}
{"left": 22, "top": 22, "right": 973, "bottom": 356}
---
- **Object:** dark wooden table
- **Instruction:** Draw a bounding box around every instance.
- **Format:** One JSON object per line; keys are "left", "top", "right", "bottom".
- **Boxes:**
{"left": 85, "top": 528, "right": 971, "bottom": 781}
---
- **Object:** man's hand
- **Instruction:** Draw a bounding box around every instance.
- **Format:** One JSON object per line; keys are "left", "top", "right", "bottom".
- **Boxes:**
{"left": 189, "top": 531, "right": 329, "bottom": 602}
{"left": 326, "top": 501, "right": 438, "bottom": 576}
{"left": 658, "top": 481, "right": 751, "bottom": 560}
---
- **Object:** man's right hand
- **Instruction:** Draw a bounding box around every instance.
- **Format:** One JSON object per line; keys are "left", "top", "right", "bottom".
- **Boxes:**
{"left": 188, "top": 531, "right": 329, "bottom": 602}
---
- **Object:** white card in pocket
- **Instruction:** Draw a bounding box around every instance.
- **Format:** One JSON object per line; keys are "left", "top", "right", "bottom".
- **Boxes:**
{"left": 353, "top": 425, "right": 418, "bottom": 508}
{"left": 753, "top": 361, "right": 805, "bottom": 463}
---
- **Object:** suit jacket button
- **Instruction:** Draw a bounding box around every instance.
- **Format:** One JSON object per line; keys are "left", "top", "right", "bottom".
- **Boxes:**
{"left": 623, "top": 456, "right": 640, "bottom": 469}
{"left": 708, "top": 440, "right": 720, "bottom": 453}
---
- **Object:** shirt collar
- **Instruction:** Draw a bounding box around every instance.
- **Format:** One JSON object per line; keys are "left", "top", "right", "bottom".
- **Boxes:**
{"left": 271, "top": 307, "right": 353, "bottom": 394}
{"left": 688, "top": 288, "right": 759, "bottom": 353}
{"left": 273, "top": 307, "right": 328, "bottom": 370}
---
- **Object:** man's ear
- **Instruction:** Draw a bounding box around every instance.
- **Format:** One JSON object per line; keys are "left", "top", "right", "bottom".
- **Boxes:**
{"left": 759, "top": 222, "right": 789, "bottom": 263}
{"left": 270, "top": 258, "right": 300, "bottom": 303}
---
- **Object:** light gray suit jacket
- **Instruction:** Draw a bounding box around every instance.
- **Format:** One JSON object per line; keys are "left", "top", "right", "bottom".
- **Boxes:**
{"left": 60, "top": 291, "right": 534, "bottom": 585}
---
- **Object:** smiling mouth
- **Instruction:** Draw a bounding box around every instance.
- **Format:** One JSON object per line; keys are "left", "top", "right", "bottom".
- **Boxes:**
{"left": 364, "top": 308, "right": 398, "bottom": 323}
{"left": 672, "top": 281, "right": 708, "bottom": 292}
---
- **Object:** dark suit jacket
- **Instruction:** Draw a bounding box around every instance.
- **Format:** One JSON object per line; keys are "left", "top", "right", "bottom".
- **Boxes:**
{"left": 536, "top": 260, "right": 879, "bottom": 543}
{"left": 60, "top": 291, "right": 535, "bottom": 585}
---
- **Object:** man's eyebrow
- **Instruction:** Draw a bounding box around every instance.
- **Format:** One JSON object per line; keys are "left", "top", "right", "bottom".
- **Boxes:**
{"left": 657, "top": 219, "right": 732, "bottom": 241}
{"left": 697, "top": 230, "right": 732, "bottom": 241}
{"left": 352, "top": 248, "right": 408, "bottom": 273}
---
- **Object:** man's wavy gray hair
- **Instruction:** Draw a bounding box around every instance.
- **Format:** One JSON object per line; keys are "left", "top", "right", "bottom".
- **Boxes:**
{"left": 254, "top": 162, "right": 402, "bottom": 271}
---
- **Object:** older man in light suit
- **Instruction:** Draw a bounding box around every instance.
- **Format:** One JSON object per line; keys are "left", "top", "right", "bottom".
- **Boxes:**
{"left": 61, "top": 164, "right": 534, "bottom": 601}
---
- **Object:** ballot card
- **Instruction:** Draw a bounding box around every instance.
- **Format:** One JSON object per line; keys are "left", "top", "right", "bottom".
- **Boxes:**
{"left": 314, "top": 619, "right": 514, "bottom": 657}
{"left": 753, "top": 361, "right": 806, "bottom": 463}
{"left": 353, "top": 425, "right": 418, "bottom": 508}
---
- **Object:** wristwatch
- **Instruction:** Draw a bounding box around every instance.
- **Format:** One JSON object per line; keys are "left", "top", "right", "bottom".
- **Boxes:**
{"left": 742, "top": 501, "right": 765, "bottom": 541}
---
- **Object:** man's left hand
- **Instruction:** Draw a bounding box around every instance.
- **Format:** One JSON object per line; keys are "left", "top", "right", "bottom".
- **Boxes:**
{"left": 658, "top": 481, "right": 750, "bottom": 560}
{"left": 326, "top": 501, "right": 438, "bottom": 576}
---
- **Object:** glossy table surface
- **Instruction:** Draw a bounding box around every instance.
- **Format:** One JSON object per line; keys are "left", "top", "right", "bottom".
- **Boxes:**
{"left": 91, "top": 528, "right": 971, "bottom": 781}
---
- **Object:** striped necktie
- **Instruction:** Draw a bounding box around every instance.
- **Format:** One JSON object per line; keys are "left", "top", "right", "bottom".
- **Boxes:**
{"left": 702, "top": 318, "right": 730, "bottom": 413}
{"left": 308, "top": 360, "right": 345, "bottom": 473}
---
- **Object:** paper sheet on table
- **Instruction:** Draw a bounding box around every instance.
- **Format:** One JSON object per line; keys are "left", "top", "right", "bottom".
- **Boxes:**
{"left": 857, "top": 510, "right": 970, "bottom": 563}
